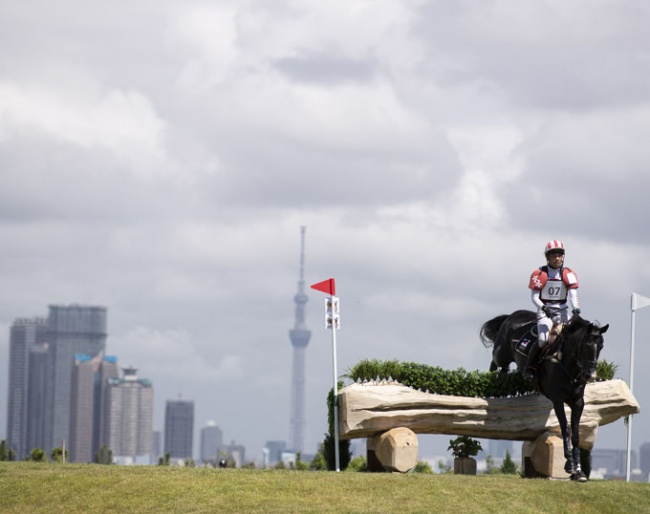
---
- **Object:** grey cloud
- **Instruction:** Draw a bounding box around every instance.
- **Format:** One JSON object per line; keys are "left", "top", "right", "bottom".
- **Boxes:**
{"left": 273, "top": 51, "right": 377, "bottom": 85}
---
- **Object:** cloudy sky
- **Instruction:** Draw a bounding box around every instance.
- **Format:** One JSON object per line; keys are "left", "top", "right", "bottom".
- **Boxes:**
{"left": 2, "top": 0, "right": 649, "bottom": 463}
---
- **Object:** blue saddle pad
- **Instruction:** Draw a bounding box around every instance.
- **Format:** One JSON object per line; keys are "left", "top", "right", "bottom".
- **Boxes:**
{"left": 514, "top": 324, "right": 537, "bottom": 357}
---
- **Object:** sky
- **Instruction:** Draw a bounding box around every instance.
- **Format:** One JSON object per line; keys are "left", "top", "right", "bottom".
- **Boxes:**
{"left": 2, "top": 0, "right": 650, "bottom": 464}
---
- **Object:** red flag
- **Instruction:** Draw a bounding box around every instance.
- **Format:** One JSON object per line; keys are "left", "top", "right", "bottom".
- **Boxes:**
{"left": 311, "top": 278, "right": 336, "bottom": 295}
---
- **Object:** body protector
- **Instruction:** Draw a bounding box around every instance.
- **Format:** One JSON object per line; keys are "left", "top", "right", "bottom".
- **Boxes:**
{"left": 529, "top": 265, "right": 580, "bottom": 346}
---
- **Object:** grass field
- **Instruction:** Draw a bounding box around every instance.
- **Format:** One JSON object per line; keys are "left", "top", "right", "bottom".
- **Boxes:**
{"left": 1, "top": 463, "right": 650, "bottom": 514}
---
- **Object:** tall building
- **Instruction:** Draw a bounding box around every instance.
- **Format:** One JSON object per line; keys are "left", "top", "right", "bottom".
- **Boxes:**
{"left": 26, "top": 342, "right": 49, "bottom": 455}
{"left": 95, "top": 356, "right": 120, "bottom": 456}
{"left": 68, "top": 353, "right": 120, "bottom": 462}
{"left": 288, "top": 227, "right": 311, "bottom": 453}
{"left": 103, "top": 367, "right": 154, "bottom": 462}
{"left": 6, "top": 317, "right": 47, "bottom": 459}
{"left": 69, "top": 353, "right": 100, "bottom": 463}
{"left": 44, "top": 305, "right": 107, "bottom": 451}
{"left": 152, "top": 429, "right": 162, "bottom": 465}
{"left": 200, "top": 421, "right": 223, "bottom": 464}
{"left": 164, "top": 398, "right": 194, "bottom": 461}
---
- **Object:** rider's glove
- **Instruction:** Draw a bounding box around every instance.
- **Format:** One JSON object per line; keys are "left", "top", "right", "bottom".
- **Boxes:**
{"left": 572, "top": 308, "right": 581, "bottom": 318}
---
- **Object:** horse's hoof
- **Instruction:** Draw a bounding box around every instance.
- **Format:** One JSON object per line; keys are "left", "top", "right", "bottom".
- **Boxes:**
{"left": 571, "top": 471, "right": 588, "bottom": 482}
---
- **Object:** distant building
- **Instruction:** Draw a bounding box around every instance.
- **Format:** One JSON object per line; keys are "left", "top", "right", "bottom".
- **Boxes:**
{"left": 26, "top": 342, "right": 49, "bottom": 455}
{"left": 263, "top": 440, "right": 286, "bottom": 467}
{"left": 639, "top": 442, "right": 650, "bottom": 481}
{"left": 220, "top": 440, "right": 246, "bottom": 468}
{"left": 44, "top": 305, "right": 107, "bottom": 452}
{"left": 164, "top": 398, "right": 194, "bottom": 462}
{"left": 102, "top": 367, "right": 154, "bottom": 462}
{"left": 592, "top": 449, "right": 636, "bottom": 479}
{"left": 6, "top": 317, "right": 47, "bottom": 459}
{"left": 200, "top": 421, "right": 223, "bottom": 464}
{"left": 69, "top": 353, "right": 120, "bottom": 463}
{"left": 152, "top": 430, "right": 162, "bottom": 465}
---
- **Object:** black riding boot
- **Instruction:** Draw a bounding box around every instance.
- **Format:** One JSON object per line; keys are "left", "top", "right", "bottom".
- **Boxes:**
{"left": 523, "top": 343, "right": 542, "bottom": 381}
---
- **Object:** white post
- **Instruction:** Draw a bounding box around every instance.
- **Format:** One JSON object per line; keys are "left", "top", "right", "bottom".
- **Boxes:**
{"left": 331, "top": 301, "right": 340, "bottom": 472}
{"left": 626, "top": 295, "right": 635, "bottom": 482}
{"left": 627, "top": 292, "right": 650, "bottom": 482}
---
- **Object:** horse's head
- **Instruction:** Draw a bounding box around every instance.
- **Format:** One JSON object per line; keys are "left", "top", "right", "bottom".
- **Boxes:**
{"left": 581, "top": 322, "right": 608, "bottom": 382}
{"left": 563, "top": 316, "right": 608, "bottom": 383}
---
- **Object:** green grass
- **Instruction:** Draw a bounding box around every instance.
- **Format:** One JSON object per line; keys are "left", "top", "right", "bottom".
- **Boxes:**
{"left": 1, "top": 463, "right": 649, "bottom": 514}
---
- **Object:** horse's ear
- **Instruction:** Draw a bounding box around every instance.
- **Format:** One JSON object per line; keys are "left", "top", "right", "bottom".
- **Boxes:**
{"left": 600, "top": 324, "right": 609, "bottom": 334}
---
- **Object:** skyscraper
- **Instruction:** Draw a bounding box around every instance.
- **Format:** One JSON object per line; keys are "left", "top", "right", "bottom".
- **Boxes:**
{"left": 200, "top": 421, "right": 223, "bottom": 464}
{"left": 68, "top": 352, "right": 120, "bottom": 462}
{"left": 44, "top": 305, "right": 107, "bottom": 451}
{"left": 69, "top": 353, "right": 100, "bottom": 463}
{"left": 164, "top": 398, "right": 194, "bottom": 461}
{"left": 103, "top": 367, "right": 154, "bottom": 462}
{"left": 288, "top": 227, "right": 311, "bottom": 453}
{"left": 6, "top": 317, "right": 47, "bottom": 459}
{"left": 26, "top": 342, "right": 49, "bottom": 455}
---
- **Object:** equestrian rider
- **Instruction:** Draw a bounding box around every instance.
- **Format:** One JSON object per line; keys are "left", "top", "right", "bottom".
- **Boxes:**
{"left": 523, "top": 240, "right": 581, "bottom": 380}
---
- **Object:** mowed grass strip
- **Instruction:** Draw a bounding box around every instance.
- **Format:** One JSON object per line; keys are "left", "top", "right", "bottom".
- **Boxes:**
{"left": 1, "top": 463, "right": 650, "bottom": 514}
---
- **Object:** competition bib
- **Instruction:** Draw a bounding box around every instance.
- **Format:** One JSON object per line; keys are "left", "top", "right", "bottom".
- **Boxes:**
{"left": 540, "top": 280, "right": 568, "bottom": 302}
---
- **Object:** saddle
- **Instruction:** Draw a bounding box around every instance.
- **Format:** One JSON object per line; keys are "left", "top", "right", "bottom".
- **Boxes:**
{"left": 514, "top": 323, "right": 564, "bottom": 360}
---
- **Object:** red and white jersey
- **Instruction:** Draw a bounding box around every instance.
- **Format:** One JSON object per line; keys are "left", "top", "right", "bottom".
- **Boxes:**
{"left": 529, "top": 266, "right": 579, "bottom": 304}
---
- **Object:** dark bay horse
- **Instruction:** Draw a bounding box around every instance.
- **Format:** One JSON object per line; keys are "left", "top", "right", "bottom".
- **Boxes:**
{"left": 480, "top": 310, "right": 608, "bottom": 481}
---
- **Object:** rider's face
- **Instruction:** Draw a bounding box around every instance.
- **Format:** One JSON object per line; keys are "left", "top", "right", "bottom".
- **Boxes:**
{"left": 546, "top": 251, "right": 564, "bottom": 269}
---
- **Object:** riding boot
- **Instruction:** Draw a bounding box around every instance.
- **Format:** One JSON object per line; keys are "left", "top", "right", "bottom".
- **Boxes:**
{"left": 523, "top": 343, "right": 542, "bottom": 381}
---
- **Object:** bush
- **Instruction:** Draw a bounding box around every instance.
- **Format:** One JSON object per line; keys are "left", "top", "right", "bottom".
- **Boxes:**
{"left": 29, "top": 448, "right": 46, "bottom": 462}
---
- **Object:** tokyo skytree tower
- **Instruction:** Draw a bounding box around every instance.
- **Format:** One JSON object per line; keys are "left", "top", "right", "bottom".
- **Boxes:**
{"left": 288, "top": 226, "right": 311, "bottom": 453}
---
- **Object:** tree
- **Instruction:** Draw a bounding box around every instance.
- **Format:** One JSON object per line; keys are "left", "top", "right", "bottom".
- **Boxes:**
{"left": 500, "top": 450, "right": 518, "bottom": 475}
{"left": 413, "top": 461, "right": 434, "bottom": 474}
{"left": 309, "top": 445, "right": 328, "bottom": 471}
{"left": 51, "top": 447, "right": 68, "bottom": 463}
{"left": 158, "top": 452, "right": 171, "bottom": 466}
{"left": 294, "top": 452, "right": 309, "bottom": 471}
{"left": 324, "top": 383, "right": 352, "bottom": 471}
{"left": 347, "top": 455, "right": 367, "bottom": 472}
{"left": 437, "top": 459, "right": 452, "bottom": 474}
{"left": 95, "top": 445, "right": 113, "bottom": 465}
{"left": 0, "top": 440, "right": 13, "bottom": 461}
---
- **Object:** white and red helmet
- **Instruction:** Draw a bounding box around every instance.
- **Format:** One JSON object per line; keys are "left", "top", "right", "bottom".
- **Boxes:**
{"left": 544, "top": 240, "right": 565, "bottom": 257}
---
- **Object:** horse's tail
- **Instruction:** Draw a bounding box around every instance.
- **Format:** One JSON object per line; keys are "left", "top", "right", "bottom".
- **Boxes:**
{"left": 480, "top": 314, "right": 510, "bottom": 348}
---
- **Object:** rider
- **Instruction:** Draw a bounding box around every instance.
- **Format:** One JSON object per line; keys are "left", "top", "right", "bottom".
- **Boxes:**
{"left": 523, "top": 240, "right": 581, "bottom": 380}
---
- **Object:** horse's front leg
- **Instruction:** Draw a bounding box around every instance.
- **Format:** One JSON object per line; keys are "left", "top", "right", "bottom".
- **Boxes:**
{"left": 552, "top": 402, "right": 576, "bottom": 474}
{"left": 569, "top": 399, "right": 588, "bottom": 482}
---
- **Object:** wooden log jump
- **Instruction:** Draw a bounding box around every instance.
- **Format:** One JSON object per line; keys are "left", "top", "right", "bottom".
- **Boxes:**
{"left": 338, "top": 379, "right": 640, "bottom": 475}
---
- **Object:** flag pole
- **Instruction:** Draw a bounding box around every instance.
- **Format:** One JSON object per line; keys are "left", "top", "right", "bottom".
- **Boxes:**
{"left": 626, "top": 293, "right": 636, "bottom": 482}
{"left": 311, "top": 278, "right": 341, "bottom": 472}
{"left": 330, "top": 293, "right": 341, "bottom": 472}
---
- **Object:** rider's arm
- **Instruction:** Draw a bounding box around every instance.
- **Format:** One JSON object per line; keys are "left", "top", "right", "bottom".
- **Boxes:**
{"left": 531, "top": 289, "right": 545, "bottom": 310}
{"left": 569, "top": 289, "right": 580, "bottom": 311}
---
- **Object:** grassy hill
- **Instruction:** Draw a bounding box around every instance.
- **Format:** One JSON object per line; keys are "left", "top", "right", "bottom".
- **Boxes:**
{"left": 1, "top": 462, "right": 649, "bottom": 514}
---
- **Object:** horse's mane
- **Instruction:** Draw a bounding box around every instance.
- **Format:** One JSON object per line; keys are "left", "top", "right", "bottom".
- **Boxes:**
{"left": 562, "top": 316, "right": 593, "bottom": 339}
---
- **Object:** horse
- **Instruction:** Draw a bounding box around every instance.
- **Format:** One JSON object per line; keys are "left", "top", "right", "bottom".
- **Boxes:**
{"left": 480, "top": 310, "right": 608, "bottom": 481}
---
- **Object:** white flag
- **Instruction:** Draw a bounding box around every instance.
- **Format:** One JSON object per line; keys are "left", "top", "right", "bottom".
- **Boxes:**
{"left": 632, "top": 292, "right": 650, "bottom": 311}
